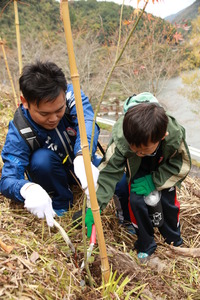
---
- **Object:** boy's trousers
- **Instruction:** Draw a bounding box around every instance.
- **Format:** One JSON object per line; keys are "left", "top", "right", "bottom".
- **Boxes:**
{"left": 129, "top": 187, "right": 183, "bottom": 255}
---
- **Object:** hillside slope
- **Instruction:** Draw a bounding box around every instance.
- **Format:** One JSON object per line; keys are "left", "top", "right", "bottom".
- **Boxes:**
{"left": 0, "top": 0, "right": 135, "bottom": 47}
{"left": 165, "top": 0, "right": 200, "bottom": 24}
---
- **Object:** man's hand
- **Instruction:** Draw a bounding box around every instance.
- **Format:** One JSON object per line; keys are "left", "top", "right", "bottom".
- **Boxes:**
{"left": 73, "top": 155, "right": 99, "bottom": 197}
{"left": 85, "top": 208, "right": 94, "bottom": 238}
{"left": 20, "top": 183, "right": 56, "bottom": 227}
{"left": 131, "top": 175, "right": 155, "bottom": 196}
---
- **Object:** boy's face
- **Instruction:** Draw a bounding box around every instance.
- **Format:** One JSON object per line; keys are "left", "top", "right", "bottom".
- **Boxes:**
{"left": 130, "top": 141, "right": 161, "bottom": 157}
{"left": 21, "top": 91, "right": 66, "bottom": 130}
{"left": 130, "top": 132, "right": 168, "bottom": 157}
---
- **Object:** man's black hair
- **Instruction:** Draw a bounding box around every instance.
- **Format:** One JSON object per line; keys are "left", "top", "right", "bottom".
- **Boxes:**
{"left": 123, "top": 103, "right": 168, "bottom": 147}
{"left": 19, "top": 61, "right": 67, "bottom": 107}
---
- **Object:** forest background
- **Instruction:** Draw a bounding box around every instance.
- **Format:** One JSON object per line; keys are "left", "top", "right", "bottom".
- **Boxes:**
{"left": 1, "top": 0, "right": 200, "bottom": 109}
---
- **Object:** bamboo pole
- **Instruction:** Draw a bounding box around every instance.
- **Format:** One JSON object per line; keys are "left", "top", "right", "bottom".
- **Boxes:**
{"left": 60, "top": 0, "right": 110, "bottom": 283}
{"left": 0, "top": 38, "right": 19, "bottom": 107}
{"left": 13, "top": 0, "right": 22, "bottom": 75}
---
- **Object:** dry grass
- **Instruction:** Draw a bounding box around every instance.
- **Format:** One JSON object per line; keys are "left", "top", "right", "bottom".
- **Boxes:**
{"left": 0, "top": 92, "right": 200, "bottom": 299}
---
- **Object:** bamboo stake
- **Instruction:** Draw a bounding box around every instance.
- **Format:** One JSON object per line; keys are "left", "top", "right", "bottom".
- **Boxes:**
{"left": 13, "top": 0, "right": 22, "bottom": 75}
{"left": 60, "top": 0, "right": 110, "bottom": 283}
{"left": 0, "top": 38, "right": 19, "bottom": 107}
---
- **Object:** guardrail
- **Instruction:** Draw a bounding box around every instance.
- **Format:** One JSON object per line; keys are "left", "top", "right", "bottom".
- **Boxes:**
{"left": 96, "top": 116, "right": 200, "bottom": 161}
{"left": 189, "top": 147, "right": 200, "bottom": 161}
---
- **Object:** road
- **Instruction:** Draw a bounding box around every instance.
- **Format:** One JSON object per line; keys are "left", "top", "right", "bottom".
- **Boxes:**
{"left": 96, "top": 116, "right": 200, "bottom": 163}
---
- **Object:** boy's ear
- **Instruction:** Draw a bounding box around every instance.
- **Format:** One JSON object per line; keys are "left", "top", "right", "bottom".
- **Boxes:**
{"left": 20, "top": 96, "right": 29, "bottom": 109}
{"left": 161, "top": 131, "right": 169, "bottom": 140}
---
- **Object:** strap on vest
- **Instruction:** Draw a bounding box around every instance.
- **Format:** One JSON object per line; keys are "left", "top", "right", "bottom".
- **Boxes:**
{"left": 97, "top": 141, "right": 105, "bottom": 156}
{"left": 13, "top": 105, "right": 41, "bottom": 152}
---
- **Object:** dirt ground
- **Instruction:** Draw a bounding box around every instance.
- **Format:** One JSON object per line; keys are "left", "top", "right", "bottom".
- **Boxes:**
{"left": 0, "top": 175, "right": 200, "bottom": 299}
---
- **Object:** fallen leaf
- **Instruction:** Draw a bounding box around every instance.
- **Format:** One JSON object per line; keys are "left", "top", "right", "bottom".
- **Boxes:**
{"left": 30, "top": 251, "right": 40, "bottom": 263}
{"left": 0, "top": 239, "right": 14, "bottom": 253}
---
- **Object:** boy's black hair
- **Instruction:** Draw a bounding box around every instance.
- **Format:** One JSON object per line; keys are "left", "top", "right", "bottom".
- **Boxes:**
{"left": 19, "top": 61, "right": 67, "bottom": 107}
{"left": 123, "top": 103, "right": 168, "bottom": 147}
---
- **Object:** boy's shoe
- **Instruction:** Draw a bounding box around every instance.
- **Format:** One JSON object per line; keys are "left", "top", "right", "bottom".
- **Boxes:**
{"left": 137, "top": 252, "right": 149, "bottom": 264}
{"left": 173, "top": 238, "right": 183, "bottom": 247}
{"left": 124, "top": 223, "right": 136, "bottom": 235}
{"left": 54, "top": 208, "right": 68, "bottom": 217}
{"left": 165, "top": 237, "right": 183, "bottom": 247}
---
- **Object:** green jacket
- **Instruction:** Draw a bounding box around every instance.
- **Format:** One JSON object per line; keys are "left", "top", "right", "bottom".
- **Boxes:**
{"left": 96, "top": 114, "right": 191, "bottom": 210}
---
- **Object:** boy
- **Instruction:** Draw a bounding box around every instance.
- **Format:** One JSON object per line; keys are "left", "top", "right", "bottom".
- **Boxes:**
{"left": 0, "top": 61, "right": 100, "bottom": 226}
{"left": 85, "top": 92, "right": 191, "bottom": 260}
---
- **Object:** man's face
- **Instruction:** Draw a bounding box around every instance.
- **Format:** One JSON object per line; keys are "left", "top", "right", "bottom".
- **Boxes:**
{"left": 21, "top": 91, "right": 66, "bottom": 130}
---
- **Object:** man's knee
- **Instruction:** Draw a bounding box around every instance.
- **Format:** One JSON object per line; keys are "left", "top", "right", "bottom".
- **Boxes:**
{"left": 92, "top": 154, "right": 102, "bottom": 167}
{"left": 115, "top": 173, "right": 129, "bottom": 198}
{"left": 30, "top": 148, "right": 60, "bottom": 174}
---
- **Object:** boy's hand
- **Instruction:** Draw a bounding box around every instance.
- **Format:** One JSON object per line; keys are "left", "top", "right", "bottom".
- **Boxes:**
{"left": 131, "top": 175, "right": 155, "bottom": 196}
{"left": 20, "top": 183, "right": 56, "bottom": 227}
{"left": 85, "top": 208, "right": 94, "bottom": 238}
{"left": 85, "top": 208, "right": 101, "bottom": 238}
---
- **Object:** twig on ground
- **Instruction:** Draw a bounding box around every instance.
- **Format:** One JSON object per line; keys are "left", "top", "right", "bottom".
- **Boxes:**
{"left": 53, "top": 219, "right": 75, "bottom": 253}
{"left": 167, "top": 246, "right": 200, "bottom": 258}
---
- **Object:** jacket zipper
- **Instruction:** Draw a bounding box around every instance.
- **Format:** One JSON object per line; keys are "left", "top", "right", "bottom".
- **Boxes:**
{"left": 63, "top": 131, "right": 73, "bottom": 152}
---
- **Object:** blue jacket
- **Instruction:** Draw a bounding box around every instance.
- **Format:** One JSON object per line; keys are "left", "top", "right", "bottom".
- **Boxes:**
{"left": 0, "top": 84, "right": 99, "bottom": 202}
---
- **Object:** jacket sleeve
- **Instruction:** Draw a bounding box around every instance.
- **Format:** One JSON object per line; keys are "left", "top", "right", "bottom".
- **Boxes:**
{"left": 0, "top": 121, "right": 30, "bottom": 202}
{"left": 153, "top": 139, "right": 191, "bottom": 190}
{"left": 66, "top": 84, "right": 100, "bottom": 158}
{"left": 95, "top": 139, "right": 127, "bottom": 210}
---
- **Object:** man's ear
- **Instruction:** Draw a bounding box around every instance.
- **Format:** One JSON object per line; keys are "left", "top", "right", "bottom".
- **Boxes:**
{"left": 161, "top": 132, "right": 169, "bottom": 140}
{"left": 20, "top": 96, "right": 29, "bottom": 109}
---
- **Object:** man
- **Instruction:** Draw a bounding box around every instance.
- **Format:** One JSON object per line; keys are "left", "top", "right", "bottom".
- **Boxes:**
{"left": 85, "top": 92, "right": 191, "bottom": 260}
{"left": 0, "top": 61, "right": 100, "bottom": 226}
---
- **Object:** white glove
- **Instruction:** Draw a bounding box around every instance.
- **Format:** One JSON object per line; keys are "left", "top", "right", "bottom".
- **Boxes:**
{"left": 20, "top": 183, "right": 56, "bottom": 227}
{"left": 73, "top": 155, "right": 99, "bottom": 197}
